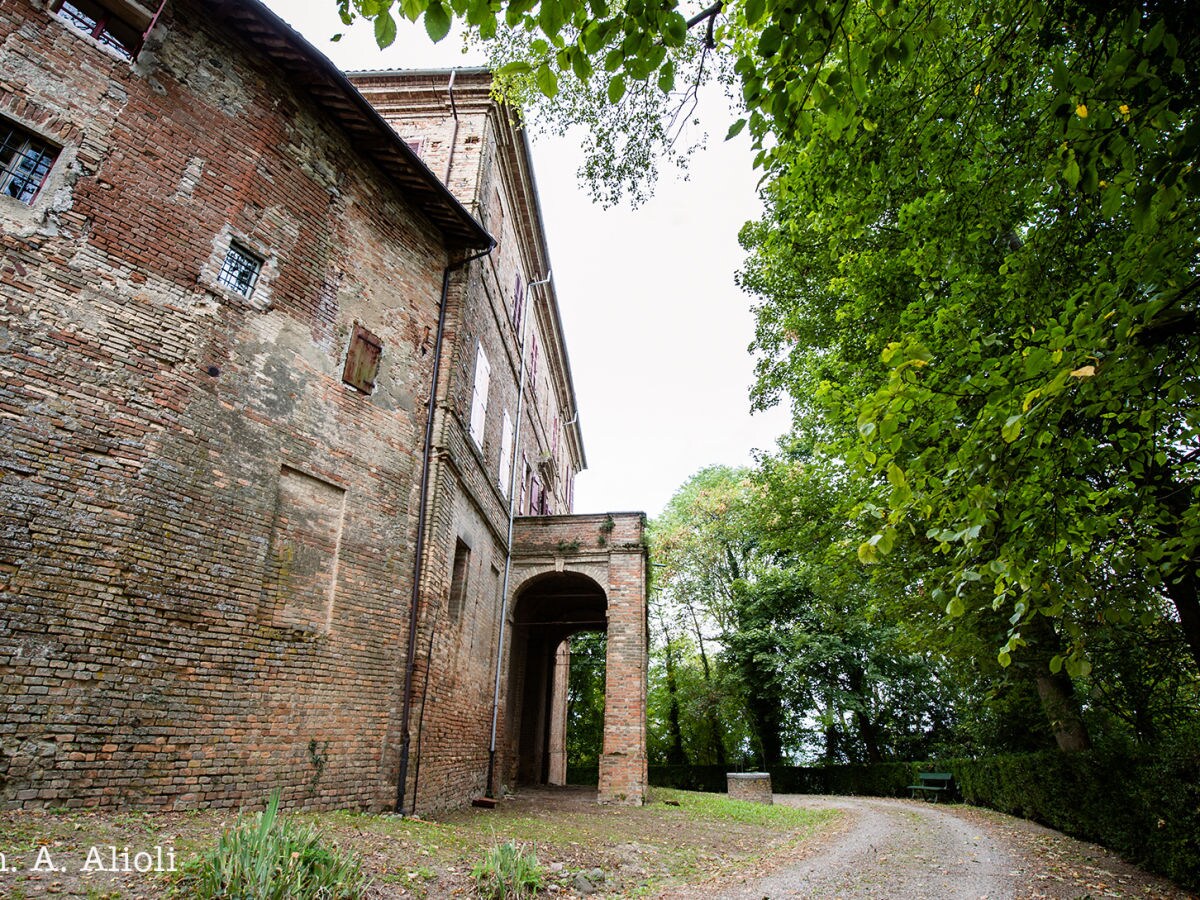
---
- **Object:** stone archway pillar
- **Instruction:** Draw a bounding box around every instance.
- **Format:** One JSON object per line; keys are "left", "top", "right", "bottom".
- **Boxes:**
{"left": 547, "top": 641, "right": 570, "bottom": 786}
{"left": 598, "top": 539, "right": 648, "bottom": 805}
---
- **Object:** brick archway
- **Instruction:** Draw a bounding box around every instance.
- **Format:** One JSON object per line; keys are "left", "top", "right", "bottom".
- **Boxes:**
{"left": 507, "top": 513, "right": 648, "bottom": 805}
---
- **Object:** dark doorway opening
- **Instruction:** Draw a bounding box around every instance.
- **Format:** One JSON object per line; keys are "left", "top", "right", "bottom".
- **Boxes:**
{"left": 509, "top": 572, "right": 606, "bottom": 785}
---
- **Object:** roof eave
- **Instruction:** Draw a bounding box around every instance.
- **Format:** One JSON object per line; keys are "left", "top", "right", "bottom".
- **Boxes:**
{"left": 201, "top": 0, "right": 493, "bottom": 251}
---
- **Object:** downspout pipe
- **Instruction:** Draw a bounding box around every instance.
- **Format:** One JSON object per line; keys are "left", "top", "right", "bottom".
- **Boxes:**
{"left": 396, "top": 239, "right": 495, "bottom": 816}
{"left": 444, "top": 69, "right": 459, "bottom": 187}
{"left": 486, "top": 269, "right": 552, "bottom": 799}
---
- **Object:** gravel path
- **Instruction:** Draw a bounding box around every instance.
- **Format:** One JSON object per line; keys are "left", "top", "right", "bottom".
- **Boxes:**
{"left": 655, "top": 795, "right": 1196, "bottom": 900}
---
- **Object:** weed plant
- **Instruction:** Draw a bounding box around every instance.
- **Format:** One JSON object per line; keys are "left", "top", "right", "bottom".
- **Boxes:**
{"left": 173, "top": 791, "right": 368, "bottom": 899}
{"left": 471, "top": 840, "right": 545, "bottom": 899}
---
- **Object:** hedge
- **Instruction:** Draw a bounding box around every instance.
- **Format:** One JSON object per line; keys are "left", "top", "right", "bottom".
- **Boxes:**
{"left": 950, "top": 746, "right": 1200, "bottom": 893}
{"left": 567, "top": 763, "right": 920, "bottom": 794}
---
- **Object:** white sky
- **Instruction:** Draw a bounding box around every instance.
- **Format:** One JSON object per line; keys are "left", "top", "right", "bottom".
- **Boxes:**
{"left": 263, "top": 2, "right": 791, "bottom": 517}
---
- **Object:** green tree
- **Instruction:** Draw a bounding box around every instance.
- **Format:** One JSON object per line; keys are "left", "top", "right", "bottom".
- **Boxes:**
{"left": 567, "top": 631, "right": 606, "bottom": 769}
{"left": 739, "top": 3, "right": 1200, "bottom": 680}
{"left": 650, "top": 466, "right": 759, "bottom": 765}
{"left": 744, "top": 448, "right": 970, "bottom": 762}
{"left": 651, "top": 460, "right": 965, "bottom": 765}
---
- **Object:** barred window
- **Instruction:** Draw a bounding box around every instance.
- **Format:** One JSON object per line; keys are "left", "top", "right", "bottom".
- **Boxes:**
{"left": 53, "top": 0, "right": 143, "bottom": 61}
{"left": 217, "top": 243, "right": 263, "bottom": 299}
{"left": 1, "top": 125, "right": 57, "bottom": 205}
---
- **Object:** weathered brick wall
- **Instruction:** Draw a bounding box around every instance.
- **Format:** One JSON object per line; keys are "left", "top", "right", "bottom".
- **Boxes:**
{"left": 0, "top": 1, "right": 460, "bottom": 810}
{"left": 0, "top": 24, "right": 626, "bottom": 818}
{"left": 353, "top": 72, "right": 597, "bottom": 813}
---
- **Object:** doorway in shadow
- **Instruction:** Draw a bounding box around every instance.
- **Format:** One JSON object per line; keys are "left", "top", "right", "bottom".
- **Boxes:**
{"left": 509, "top": 571, "right": 607, "bottom": 785}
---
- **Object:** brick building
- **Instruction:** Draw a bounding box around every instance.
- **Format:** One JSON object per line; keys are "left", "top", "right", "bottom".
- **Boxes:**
{"left": 0, "top": 0, "right": 646, "bottom": 812}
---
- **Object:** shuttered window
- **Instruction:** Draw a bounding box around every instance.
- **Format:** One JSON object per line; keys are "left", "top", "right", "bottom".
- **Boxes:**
{"left": 498, "top": 409, "right": 514, "bottom": 497}
{"left": 469, "top": 342, "right": 490, "bottom": 447}
{"left": 342, "top": 323, "right": 383, "bottom": 394}
{"left": 512, "top": 272, "right": 524, "bottom": 333}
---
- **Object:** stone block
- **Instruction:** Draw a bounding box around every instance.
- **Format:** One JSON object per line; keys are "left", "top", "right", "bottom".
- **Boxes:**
{"left": 727, "top": 772, "right": 773, "bottom": 804}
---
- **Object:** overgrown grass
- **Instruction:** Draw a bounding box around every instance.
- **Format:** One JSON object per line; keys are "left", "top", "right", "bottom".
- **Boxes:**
{"left": 650, "top": 787, "right": 831, "bottom": 827}
{"left": 172, "top": 791, "right": 369, "bottom": 899}
{"left": 0, "top": 788, "right": 840, "bottom": 898}
{"left": 471, "top": 840, "right": 545, "bottom": 899}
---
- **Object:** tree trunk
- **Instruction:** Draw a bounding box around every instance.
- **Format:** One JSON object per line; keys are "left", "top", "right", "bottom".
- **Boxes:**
{"left": 1134, "top": 462, "right": 1200, "bottom": 672}
{"left": 820, "top": 694, "right": 841, "bottom": 764}
{"left": 845, "top": 665, "right": 884, "bottom": 763}
{"left": 746, "top": 690, "right": 784, "bottom": 767}
{"left": 1034, "top": 669, "right": 1092, "bottom": 752}
{"left": 1164, "top": 564, "right": 1200, "bottom": 674}
{"left": 685, "top": 601, "right": 727, "bottom": 767}
{"left": 661, "top": 633, "right": 687, "bottom": 765}
{"left": 1024, "top": 615, "right": 1091, "bottom": 752}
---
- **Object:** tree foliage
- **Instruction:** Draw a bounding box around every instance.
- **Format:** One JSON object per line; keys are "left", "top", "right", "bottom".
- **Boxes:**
{"left": 649, "top": 462, "right": 965, "bottom": 765}
{"left": 567, "top": 631, "right": 606, "bottom": 767}
{"left": 740, "top": 0, "right": 1200, "bottom": 677}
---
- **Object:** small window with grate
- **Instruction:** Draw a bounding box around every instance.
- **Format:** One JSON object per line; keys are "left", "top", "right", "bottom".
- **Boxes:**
{"left": 342, "top": 323, "right": 383, "bottom": 394}
{"left": 1, "top": 123, "right": 58, "bottom": 205}
{"left": 53, "top": 0, "right": 147, "bottom": 61}
{"left": 217, "top": 242, "right": 263, "bottom": 299}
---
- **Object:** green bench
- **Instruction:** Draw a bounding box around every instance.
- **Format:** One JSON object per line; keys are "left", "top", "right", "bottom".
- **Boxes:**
{"left": 908, "top": 771, "right": 953, "bottom": 801}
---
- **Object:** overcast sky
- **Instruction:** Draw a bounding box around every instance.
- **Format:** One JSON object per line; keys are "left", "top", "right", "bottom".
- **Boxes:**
{"left": 264, "top": 2, "right": 791, "bottom": 518}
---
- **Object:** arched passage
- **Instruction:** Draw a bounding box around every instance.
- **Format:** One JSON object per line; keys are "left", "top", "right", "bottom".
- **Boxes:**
{"left": 509, "top": 571, "right": 607, "bottom": 785}
{"left": 505, "top": 513, "right": 648, "bottom": 804}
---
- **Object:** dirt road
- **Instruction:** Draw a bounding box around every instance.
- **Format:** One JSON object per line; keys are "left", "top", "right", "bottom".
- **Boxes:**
{"left": 656, "top": 795, "right": 1195, "bottom": 900}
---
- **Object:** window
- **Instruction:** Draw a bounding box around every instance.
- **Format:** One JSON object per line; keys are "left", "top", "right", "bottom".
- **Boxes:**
{"left": 217, "top": 242, "right": 263, "bottom": 299}
{"left": 528, "top": 334, "right": 538, "bottom": 396}
{"left": 512, "top": 272, "right": 524, "bottom": 333}
{"left": 448, "top": 539, "right": 470, "bottom": 622}
{"left": 1, "top": 124, "right": 57, "bottom": 205}
{"left": 498, "top": 409, "right": 514, "bottom": 497}
{"left": 468, "top": 343, "right": 490, "bottom": 446}
{"left": 53, "top": 0, "right": 145, "bottom": 61}
{"left": 520, "top": 456, "right": 531, "bottom": 514}
{"left": 530, "top": 476, "right": 546, "bottom": 516}
{"left": 342, "top": 323, "right": 383, "bottom": 394}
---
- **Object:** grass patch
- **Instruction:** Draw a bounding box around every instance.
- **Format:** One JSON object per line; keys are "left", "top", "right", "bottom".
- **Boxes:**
{"left": 0, "top": 787, "right": 841, "bottom": 898}
{"left": 172, "top": 791, "right": 369, "bottom": 899}
{"left": 471, "top": 841, "right": 545, "bottom": 899}
{"left": 650, "top": 787, "right": 832, "bottom": 827}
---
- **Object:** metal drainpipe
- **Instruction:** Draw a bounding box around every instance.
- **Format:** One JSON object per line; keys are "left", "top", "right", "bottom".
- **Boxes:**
{"left": 444, "top": 70, "right": 459, "bottom": 187}
{"left": 396, "top": 240, "right": 495, "bottom": 816}
{"left": 486, "top": 269, "right": 552, "bottom": 798}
